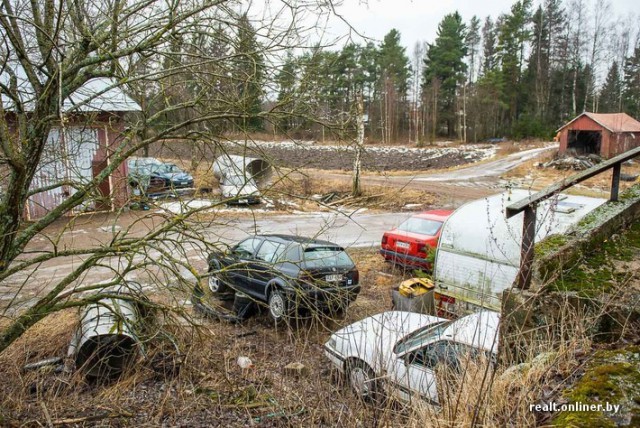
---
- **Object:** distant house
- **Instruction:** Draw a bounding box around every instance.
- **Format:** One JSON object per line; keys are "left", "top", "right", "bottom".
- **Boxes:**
{"left": 557, "top": 112, "right": 640, "bottom": 159}
{"left": 1, "top": 77, "right": 141, "bottom": 220}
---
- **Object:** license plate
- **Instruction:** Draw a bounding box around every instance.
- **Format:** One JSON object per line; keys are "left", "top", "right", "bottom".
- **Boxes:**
{"left": 238, "top": 198, "right": 248, "bottom": 204}
{"left": 179, "top": 181, "right": 187, "bottom": 185}
{"left": 325, "top": 274, "right": 343, "bottom": 282}
{"left": 396, "top": 241, "right": 410, "bottom": 249}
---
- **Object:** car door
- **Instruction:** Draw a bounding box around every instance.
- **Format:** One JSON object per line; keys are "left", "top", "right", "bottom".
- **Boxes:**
{"left": 249, "top": 240, "right": 286, "bottom": 297}
{"left": 390, "top": 340, "right": 460, "bottom": 405}
{"left": 226, "top": 237, "right": 262, "bottom": 296}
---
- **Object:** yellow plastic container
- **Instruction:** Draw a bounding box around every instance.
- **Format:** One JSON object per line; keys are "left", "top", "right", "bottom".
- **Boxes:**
{"left": 398, "top": 278, "right": 434, "bottom": 298}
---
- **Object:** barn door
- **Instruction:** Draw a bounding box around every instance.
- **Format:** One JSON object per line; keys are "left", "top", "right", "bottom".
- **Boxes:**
{"left": 92, "top": 157, "right": 112, "bottom": 211}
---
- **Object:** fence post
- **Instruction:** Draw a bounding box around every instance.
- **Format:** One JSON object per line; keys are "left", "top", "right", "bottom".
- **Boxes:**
{"left": 610, "top": 162, "right": 621, "bottom": 202}
{"left": 517, "top": 205, "right": 537, "bottom": 290}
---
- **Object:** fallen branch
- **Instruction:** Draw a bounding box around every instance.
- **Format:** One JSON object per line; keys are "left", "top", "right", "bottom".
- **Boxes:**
{"left": 52, "top": 410, "right": 133, "bottom": 425}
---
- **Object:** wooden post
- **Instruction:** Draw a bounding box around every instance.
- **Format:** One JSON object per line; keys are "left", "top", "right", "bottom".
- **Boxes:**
{"left": 517, "top": 206, "right": 537, "bottom": 290}
{"left": 610, "top": 162, "right": 621, "bottom": 202}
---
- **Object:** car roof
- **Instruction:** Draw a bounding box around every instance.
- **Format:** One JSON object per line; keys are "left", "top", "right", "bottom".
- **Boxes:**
{"left": 441, "top": 311, "right": 500, "bottom": 353}
{"left": 256, "top": 234, "right": 343, "bottom": 248}
{"left": 128, "top": 157, "right": 162, "bottom": 164}
{"left": 413, "top": 209, "right": 454, "bottom": 221}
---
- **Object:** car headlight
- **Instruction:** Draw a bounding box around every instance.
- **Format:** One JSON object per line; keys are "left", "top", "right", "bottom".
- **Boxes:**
{"left": 327, "top": 338, "right": 337, "bottom": 349}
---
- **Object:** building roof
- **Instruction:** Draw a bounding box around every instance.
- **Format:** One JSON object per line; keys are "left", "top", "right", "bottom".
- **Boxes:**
{"left": 1, "top": 64, "right": 141, "bottom": 113}
{"left": 558, "top": 112, "right": 640, "bottom": 133}
{"left": 63, "top": 78, "right": 141, "bottom": 113}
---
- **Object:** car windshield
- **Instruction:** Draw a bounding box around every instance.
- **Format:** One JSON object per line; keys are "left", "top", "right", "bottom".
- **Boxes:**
{"left": 394, "top": 320, "right": 454, "bottom": 354}
{"left": 397, "top": 217, "right": 443, "bottom": 235}
{"left": 302, "top": 247, "right": 353, "bottom": 268}
{"left": 150, "top": 164, "right": 183, "bottom": 174}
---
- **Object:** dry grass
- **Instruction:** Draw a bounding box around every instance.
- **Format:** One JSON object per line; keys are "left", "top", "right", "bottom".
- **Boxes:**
{"left": 265, "top": 170, "right": 436, "bottom": 211}
{"left": 0, "top": 251, "right": 411, "bottom": 427}
{"left": 1, "top": 246, "right": 634, "bottom": 427}
{"left": 410, "top": 306, "right": 594, "bottom": 427}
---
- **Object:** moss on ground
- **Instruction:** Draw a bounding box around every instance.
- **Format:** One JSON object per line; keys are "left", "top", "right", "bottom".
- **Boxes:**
{"left": 535, "top": 234, "right": 569, "bottom": 258}
{"left": 574, "top": 184, "right": 640, "bottom": 233}
{"left": 549, "top": 221, "right": 640, "bottom": 297}
{"left": 554, "top": 346, "right": 640, "bottom": 427}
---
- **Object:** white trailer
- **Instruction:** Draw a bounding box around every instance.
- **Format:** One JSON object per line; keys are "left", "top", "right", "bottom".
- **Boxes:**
{"left": 433, "top": 189, "right": 606, "bottom": 313}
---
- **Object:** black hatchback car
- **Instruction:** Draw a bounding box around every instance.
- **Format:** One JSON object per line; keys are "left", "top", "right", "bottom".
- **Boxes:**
{"left": 127, "top": 157, "right": 194, "bottom": 194}
{"left": 194, "top": 235, "right": 360, "bottom": 323}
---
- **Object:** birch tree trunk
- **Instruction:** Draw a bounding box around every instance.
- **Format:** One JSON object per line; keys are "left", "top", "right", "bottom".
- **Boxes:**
{"left": 352, "top": 91, "right": 365, "bottom": 197}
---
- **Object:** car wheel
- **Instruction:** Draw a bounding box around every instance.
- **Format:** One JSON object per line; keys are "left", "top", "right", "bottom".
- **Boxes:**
{"left": 268, "top": 288, "right": 289, "bottom": 323}
{"left": 208, "top": 270, "right": 229, "bottom": 294}
{"left": 347, "top": 359, "right": 382, "bottom": 402}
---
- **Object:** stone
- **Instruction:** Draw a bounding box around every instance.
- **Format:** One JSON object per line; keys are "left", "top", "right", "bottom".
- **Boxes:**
{"left": 283, "top": 362, "right": 309, "bottom": 378}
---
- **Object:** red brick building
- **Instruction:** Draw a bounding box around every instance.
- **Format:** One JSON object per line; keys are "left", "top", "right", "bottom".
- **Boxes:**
{"left": 557, "top": 112, "right": 640, "bottom": 159}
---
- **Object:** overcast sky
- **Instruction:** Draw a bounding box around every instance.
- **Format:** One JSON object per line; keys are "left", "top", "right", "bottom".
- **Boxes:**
{"left": 329, "top": 0, "right": 638, "bottom": 51}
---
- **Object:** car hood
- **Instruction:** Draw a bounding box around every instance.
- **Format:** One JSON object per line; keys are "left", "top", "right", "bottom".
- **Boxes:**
{"left": 221, "top": 181, "right": 260, "bottom": 198}
{"left": 332, "top": 311, "right": 445, "bottom": 371}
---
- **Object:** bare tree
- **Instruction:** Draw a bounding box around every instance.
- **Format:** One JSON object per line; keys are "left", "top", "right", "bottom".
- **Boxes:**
{"left": 583, "top": 0, "right": 612, "bottom": 112}
{"left": 411, "top": 41, "right": 425, "bottom": 146}
{"left": 352, "top": 90, "right": 364, "bottom": 196}
{"left": 0, "top": 0, "right": 349, "bottom": 352}
{"left": 568, "top": 0, "right": 588, "bottom": 115}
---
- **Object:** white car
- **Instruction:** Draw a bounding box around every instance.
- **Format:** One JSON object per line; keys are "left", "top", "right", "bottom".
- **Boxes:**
{"left": 324, "top": 310, "right": 499, "bottom": 404}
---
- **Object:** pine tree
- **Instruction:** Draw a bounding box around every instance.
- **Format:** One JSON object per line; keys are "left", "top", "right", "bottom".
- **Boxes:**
{"left": 481, "top": 17, "right": 498, "bottom": 74}
{"left": 377, "top": 29, "right": 411, "bottom": 95}
{"left": 497, "top": 0, "right": 533, "bottom": 125}
{"left": 377, "top": 29, "right": 411, "bottom": 142}
{"left": 423, "top": 12, "right": 468, "bottom": 137}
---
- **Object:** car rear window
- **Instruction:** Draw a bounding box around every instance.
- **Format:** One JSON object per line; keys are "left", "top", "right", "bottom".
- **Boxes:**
{"left": 397, "top": 217, "right": 443, "bottom": 235}
{"left": 151, "top": 164, "right": 182, "bottom": 174}
{"left": 302, "top": 247, "right": 353, "bottom": 268}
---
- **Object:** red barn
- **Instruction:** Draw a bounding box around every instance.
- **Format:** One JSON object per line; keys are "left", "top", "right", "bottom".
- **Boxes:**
{"left": 557, "top": 112, "right": 640, "bottom": 159}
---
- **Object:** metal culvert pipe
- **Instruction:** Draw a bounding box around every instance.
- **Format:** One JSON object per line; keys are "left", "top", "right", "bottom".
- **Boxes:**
{"left": 68, "top": 282, "right": 147, "bottom": 379}
{"left": 212, "top": 155, "right": 272, "bottom": 202}
{"left": 212, "top": 154, "right": 272, "bottom": 187}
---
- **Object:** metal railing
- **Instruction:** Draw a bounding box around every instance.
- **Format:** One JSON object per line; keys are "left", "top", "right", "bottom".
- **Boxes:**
{"left": 506, "top": 145, "right": 640, "bottom": 289}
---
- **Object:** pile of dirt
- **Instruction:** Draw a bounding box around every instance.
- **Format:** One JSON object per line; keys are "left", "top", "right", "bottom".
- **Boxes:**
{"left": 146, "top": 140, "right": 496, "bottom": 172}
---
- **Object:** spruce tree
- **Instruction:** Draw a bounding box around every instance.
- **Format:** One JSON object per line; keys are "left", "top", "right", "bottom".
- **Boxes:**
{"left": 599, "top": 61, "right": 622, "bottom": 113}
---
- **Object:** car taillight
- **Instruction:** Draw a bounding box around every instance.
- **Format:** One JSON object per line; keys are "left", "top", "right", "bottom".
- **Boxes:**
{"left": 381, "top": 235, "right": 388, "bottom": 245}
{"left": 351, "top": 270, "right": 359, "bottom": 284}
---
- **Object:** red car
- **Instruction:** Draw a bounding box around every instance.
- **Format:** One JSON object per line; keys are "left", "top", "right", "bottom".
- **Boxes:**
{"left": 380, "top": 209, "right": 453, "bottom": 269}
